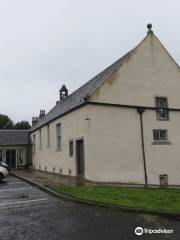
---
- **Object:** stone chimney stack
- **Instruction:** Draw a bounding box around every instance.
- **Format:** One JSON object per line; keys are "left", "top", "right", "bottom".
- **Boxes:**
{"left": 59, "top": 85, "right": 68, "bottom": 101}
{"left": 32, "top": 110, "right": 45, "bottom": 126}
{"left": 39, "top": 110, "right": 46, "bottom": 119}
{"left": 32, "top": 117, "right": 39, "bottom": 126}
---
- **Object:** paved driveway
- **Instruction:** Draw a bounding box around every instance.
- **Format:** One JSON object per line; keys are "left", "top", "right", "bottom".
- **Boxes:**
{"left": 0, "top": 176, "right": 180, "bottom": 240}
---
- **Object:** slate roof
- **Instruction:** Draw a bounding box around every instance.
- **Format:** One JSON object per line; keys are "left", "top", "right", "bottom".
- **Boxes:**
{"left": 0, "top": 130, "right": 31, "bottom": 146}
{"left": 31, "top": 50, "right": 133, "bottom": 132}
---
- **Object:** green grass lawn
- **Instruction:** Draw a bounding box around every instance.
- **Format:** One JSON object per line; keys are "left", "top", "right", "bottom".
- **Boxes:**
{"left": 49, "top": 186, "right": 180, "bottom": 213}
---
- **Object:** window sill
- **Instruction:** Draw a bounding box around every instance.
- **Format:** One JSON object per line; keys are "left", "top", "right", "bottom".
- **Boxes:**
{"left": 152, "top": 141, "right": 171, "bottom": 145}
{"left": 156, "top": 118, "right": 169, "bottom": 121}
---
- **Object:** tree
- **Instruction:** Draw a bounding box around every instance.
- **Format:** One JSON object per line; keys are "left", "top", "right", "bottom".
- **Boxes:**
{"left": 0, "top": 114, "right": 14, "bottom": 129}
{"left": 14, "top": 121, "right": 31, "bottom": 130}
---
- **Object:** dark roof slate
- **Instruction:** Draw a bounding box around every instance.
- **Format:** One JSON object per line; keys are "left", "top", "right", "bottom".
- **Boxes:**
{"left": 31, "top": 50, "right": 132, "bottom": 132}
{"left": 0, "top": 130, "right": 31, "bottom": 146}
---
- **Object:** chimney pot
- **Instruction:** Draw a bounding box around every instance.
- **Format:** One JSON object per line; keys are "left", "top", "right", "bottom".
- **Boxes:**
{"left": 39, "top": 109, "right": 46, "bottom": 119}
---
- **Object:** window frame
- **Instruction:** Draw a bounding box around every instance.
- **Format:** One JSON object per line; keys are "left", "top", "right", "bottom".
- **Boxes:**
{"left": 47, "top": 124, "right": 50, "bottom": 148}
{"left": 56, "top": 123, "right": 62, "bottom": 151}
{"left": 155, "top": 97, "right": 169, "bottom": 121}
{"left": 39, "top": 128, "right": 42, "bottom": 150}
{"left": 33, "top": 134, "right": 36, "bottom": 154}
{"left": 153, "top": 129, "right": 167, "bottom": 141}
{"left": 152, "top": 129, "right": 171, "bottom": 145}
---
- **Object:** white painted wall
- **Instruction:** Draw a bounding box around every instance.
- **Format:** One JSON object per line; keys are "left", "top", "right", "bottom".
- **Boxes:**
{"left": 85, "top": 105, "right": 180, "bottom": 185}
{"left": 84, "top": 106, "right": 145, "bottom": 184}
{"left": 31, "top": 106, "right": 90, "bottom": 177}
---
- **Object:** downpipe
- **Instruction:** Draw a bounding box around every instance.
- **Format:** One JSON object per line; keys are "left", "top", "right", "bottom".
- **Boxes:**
{"left": 137, "top": 107, "right": 148, "bottom": 187}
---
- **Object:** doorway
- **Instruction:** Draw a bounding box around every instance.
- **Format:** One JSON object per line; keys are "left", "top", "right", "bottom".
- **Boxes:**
{"left": 6, "top": 150, "right": 16, "bottom": 168}
{"left": 76, "top": 139, "right": 85, "bottom": 176}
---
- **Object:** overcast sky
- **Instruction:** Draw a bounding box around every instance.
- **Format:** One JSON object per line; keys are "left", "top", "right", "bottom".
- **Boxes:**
{"left": 0, "top": 0, "right": 179, "bottom": 123}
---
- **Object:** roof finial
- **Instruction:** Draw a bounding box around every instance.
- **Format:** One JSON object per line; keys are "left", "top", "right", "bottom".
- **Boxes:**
{"left": 147, "top": 23, "right": 153, "bottom": 35}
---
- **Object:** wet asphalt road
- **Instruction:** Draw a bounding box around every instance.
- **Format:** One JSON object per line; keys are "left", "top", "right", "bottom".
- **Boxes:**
{"left": 0, "top": 176, "right": 180, "bottom": 240}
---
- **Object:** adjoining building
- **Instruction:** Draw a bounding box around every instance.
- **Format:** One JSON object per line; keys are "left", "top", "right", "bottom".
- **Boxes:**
{"left": 0, "top": 130, "right": 32, "bottom": 169}
{"left": 28, "top": 24, "right": 179, "bottom": 186}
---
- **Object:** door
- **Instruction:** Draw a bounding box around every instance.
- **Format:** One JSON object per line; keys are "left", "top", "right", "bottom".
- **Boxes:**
{"left": 76, "top": 139, "right": 85, "bottom": 176}
{"left": 6, "top": 150, "right": 16, "bottom": 168}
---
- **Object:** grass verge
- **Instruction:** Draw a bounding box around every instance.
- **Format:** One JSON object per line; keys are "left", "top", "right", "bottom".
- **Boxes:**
{"left": 49, "top": 186, "right": 180, "bottom": 213}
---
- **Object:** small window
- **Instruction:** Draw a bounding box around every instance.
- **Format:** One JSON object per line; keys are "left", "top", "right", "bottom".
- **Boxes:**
{"left": 47, "top": 124, "right": 50, "bottom": 147}
{"left": 33, "top": 134, "right": 36, "bottom": 153}
{"left": 69, "top": 140, "right": 73, "bottom": 157}
{"left": 153, "top": 129, "right": 167, "bottom": 141}
{"left": 56, "top": 123, "right": 62, "bottom": 151}
{"left": 155, "top": 97, "right": 168, "bottom": 120}
{"left": 39, "top": 129, "right": 42, "bottom": 149}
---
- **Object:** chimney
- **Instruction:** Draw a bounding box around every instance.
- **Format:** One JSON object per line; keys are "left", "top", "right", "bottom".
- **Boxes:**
{"left": 39, "top": 110, "right": 46, "bottom": 119}
{"left": 59, "top": 85, "right": 68, "bottom": 101}
{"left": 32, "top": 117, "right": 39, "bottom": 126}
